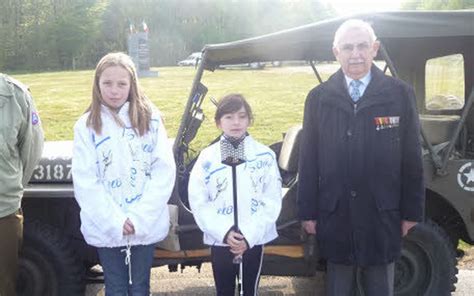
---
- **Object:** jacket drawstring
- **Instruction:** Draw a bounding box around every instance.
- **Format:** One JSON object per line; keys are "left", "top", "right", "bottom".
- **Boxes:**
{"left": 121, "top": 240, "right": 133, "bottom": 285}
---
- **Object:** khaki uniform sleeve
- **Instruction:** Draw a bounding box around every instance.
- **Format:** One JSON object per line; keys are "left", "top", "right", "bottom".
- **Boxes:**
{"left": 13, "top": 80, "right": 44, "bottom": 186}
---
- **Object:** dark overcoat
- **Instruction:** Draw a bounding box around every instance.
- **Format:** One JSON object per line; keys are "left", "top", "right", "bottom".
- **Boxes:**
{"left": 297, "top": 65, "right": 425, "bottom": 266}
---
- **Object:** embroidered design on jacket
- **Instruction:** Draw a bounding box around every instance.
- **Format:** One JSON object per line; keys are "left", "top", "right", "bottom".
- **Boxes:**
{"left": 217, "top": 205, "right": 233, "bottom": 215}
{"left": 245, "top": 152, "right": 274, "bottom": 173}
{"left": 251, "top": 198, "right": 266, "bottom": 214}
{"left": 250, "top": 175, "right": 264, "bottom": 194}
{"left": 101, "top": 150, "right": 112, "bottom": 178}
{"left": 126, "top": 193, "right": 142, "bottom": 204}
{"left": 213, "top": 177, "right": 228, "bottom": 201}
{"left": 143, "top": 161, "right": 151, "bottom": 179}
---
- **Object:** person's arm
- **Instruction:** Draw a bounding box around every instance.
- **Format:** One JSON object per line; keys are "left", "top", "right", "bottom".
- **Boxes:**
{"left": 297, "top": 90, "right": 320, "bottom": 231}
{"left": 188, "top": 151, "right": 234, "bottom": 243}
{"left": 127, "top": 117, "right": 176, "bottom": 238}
{"left": 16, "top": 86, "right": 44, "bottom": 186}
{"left": 72, "top": 120, "right": 127, "bottom": 240}
{"left": 238, "top": 152, "right": 282, "bottom": 249}
{"left": 400, "top": 85, "right": 425, "bottom": 229}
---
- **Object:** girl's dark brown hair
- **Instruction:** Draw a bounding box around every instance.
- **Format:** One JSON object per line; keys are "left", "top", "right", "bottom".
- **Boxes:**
{"left": 214, "top": 93, "right": 254, "bottom": 124}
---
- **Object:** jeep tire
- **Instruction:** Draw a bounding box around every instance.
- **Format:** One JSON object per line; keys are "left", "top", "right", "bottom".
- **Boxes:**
{"left": 17, "top": 220, "right": 85, "bottom": 296}
{"left": 394, "top": 220, "right": 458, "bottom": 296}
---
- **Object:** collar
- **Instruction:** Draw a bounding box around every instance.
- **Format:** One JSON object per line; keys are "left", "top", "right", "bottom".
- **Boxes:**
{"left": 320, "top": 65, "right": 395, "bottom": 114}
{"left": 344, "top": 71, "right": 372, "bottom": 89}
{"left": 327, "top": 65, "right": 387, "bottom": 98}
{"left": 100, "top": 101, "right": 130, "bottom": 116}
{"left": 217, "top": 133, "right": 257, "bottom": 161}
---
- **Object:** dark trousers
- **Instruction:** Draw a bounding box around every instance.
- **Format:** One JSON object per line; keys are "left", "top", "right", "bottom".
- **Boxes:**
{"left": 0, "top": 211, "right": 23, "bottom": 296}
{"left": 326, "top": 261, "right": 395, "bottom": 296}
{"left": 211, "top": 245, "right": 263, "bottom": 296}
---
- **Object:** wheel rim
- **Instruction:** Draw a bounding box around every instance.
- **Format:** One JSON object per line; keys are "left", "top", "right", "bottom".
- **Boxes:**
{"left": 395, "top": 240, "right": 432, "bottom": 295}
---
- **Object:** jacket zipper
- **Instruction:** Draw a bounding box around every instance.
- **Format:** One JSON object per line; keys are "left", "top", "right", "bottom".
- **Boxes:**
{"left": 350, "top": 101, "right": 357, "bottom": 263}
{"left": 353, "top": 103, "right": 358, "bottom": 115}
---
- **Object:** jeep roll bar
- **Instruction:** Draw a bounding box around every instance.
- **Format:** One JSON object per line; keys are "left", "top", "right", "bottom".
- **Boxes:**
{"left": 438, "top": 88, "right": 474, "bottom": 174}
{"left": 173, "top": 50, "right": 208, "bottom": 170}
{"left": 377, "top": 40, "right": 446, "bottom": 171}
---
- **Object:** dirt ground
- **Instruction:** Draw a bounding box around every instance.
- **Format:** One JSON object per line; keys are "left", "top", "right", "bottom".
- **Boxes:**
{"left": 86, "top": 247, "right": 474, "bottom": 296}
{"left": 458, "top": 247, "right": 474, "bottom": 270}
{"left": 87, "top": 264, "right": 325, "bottom": 296}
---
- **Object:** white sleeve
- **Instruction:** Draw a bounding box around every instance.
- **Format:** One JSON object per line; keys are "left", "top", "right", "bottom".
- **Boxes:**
{"left": 188, "top": 153, "right": 233, "bottom": 243}
{"left": 240, "top": 155, "right": 282, "bottom": 248}
{"left": 127, "top": 118, "right": 176, "bottom": 238}
{"left": 72, "top": 121, "right": 127, "bottom": 241}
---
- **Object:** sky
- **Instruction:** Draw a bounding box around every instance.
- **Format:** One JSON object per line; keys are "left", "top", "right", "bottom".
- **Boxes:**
{"left": 323, "top": 0, "right": 402, "bottom": 15}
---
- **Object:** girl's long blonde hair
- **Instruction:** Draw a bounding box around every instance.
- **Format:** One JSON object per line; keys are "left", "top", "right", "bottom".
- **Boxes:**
{"left": 86, "top": 52, "right": 152, "bottom": 136}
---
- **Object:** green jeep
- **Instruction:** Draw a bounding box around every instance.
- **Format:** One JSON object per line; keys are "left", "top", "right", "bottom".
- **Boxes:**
{"left": 21, "top": 10, "right": 473, "bottom": 296}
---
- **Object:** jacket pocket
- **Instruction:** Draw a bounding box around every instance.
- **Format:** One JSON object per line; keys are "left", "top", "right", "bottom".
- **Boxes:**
{"left": 318, "top": 177, "right": 340, "bottom": 213}
{"left": 370, "top": 174, "right": 401, "bottom": 210}
{"left": 372, "top": 127, "right": 401, "bottom": 173}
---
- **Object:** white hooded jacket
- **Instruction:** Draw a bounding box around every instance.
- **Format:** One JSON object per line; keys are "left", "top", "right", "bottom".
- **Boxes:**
{"left": 188, "top": 135, "right": 282, "bottom": 248}
{"left": 72, "top": 102, "right": 176, "bottom": 248}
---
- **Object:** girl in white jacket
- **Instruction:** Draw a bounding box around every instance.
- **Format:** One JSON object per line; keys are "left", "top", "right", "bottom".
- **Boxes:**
{"left": 188, "top": 94, "right": 282, "bottom": 295}
{"left": 72, "top": 52, "right": 175, "bottom": 295}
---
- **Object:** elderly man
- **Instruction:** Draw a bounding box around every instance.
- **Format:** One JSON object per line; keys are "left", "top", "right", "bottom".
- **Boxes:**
{"left": 0, "top": 73, "right": 44, "bottom": 296}
{"left": 297, "top": 19, "right": 424, "bottom": 295}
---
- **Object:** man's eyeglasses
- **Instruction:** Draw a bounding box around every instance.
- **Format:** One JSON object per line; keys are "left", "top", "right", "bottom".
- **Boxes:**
{"left": 339, "top": 42, "right": 370, "bottom": 52}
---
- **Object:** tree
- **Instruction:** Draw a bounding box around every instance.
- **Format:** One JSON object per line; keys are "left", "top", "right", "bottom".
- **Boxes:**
{"left": 0, "top": 0, "right": 335, "bottom": 71}
{"left": 401, "top": 0, "right": 474, "bottom": 10}
{"left": 50, "top": 0, "right": 106, "bottom": 69}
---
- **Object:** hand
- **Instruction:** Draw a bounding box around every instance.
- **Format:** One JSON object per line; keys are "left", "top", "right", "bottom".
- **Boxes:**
{"left": 226, "top": 230, "right": 248, "bottom": 256}
{"left": 123, "top": 218, "right": 135, "bottom": 235}
{"left": 302, "top": 220, "right": 317, "bottom": 235}
{"left": 401, "top": 220, "right": 417, "bottom": 237}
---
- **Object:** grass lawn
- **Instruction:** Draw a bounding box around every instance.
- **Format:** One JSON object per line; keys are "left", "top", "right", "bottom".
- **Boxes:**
{"left": 11, "top": 65, "right": 329, "bottom": 149}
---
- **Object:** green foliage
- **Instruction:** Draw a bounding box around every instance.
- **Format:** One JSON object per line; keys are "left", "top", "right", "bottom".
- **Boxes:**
{"left": 0, "top": 0, "right": 105, "bottom": 71}
{"left": 4, "top": 0, "right": 471, "bottom": 72}
{"left": 0, "top": 0, "right": 335, "bottom": 72}
{"left": 401, "top": 0, "right": 474, "bottom": 10}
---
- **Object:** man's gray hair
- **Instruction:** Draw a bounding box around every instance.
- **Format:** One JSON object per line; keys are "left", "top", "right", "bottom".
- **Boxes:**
{"left": 333, "top": 19, "right": 377, "bottom": 48}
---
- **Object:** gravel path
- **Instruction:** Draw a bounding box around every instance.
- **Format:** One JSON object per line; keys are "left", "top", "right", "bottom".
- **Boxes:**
{"left": 86, "top": 247, "right": 474, "bottom": 295}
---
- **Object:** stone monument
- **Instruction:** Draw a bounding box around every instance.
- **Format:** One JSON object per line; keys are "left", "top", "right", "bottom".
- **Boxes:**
{"left": 127, "top": 21, "right": 158, "bottom": 77}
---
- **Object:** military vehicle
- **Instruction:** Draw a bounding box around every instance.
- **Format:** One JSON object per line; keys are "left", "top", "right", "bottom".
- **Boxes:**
{"left": 20, "top": 10, "right": 473, "bottom": 296}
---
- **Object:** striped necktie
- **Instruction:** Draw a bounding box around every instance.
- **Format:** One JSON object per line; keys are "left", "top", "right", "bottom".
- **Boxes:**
{"left": 350, "top": 80, "right": 363, "bottom": 102}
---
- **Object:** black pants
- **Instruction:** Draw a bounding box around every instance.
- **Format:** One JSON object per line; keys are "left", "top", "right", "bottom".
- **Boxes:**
{"left": 211, "top": 245, "right": 263, "bottom": 296}
{"left": 326, "top": 261, "right": 395, "bottom": 296}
